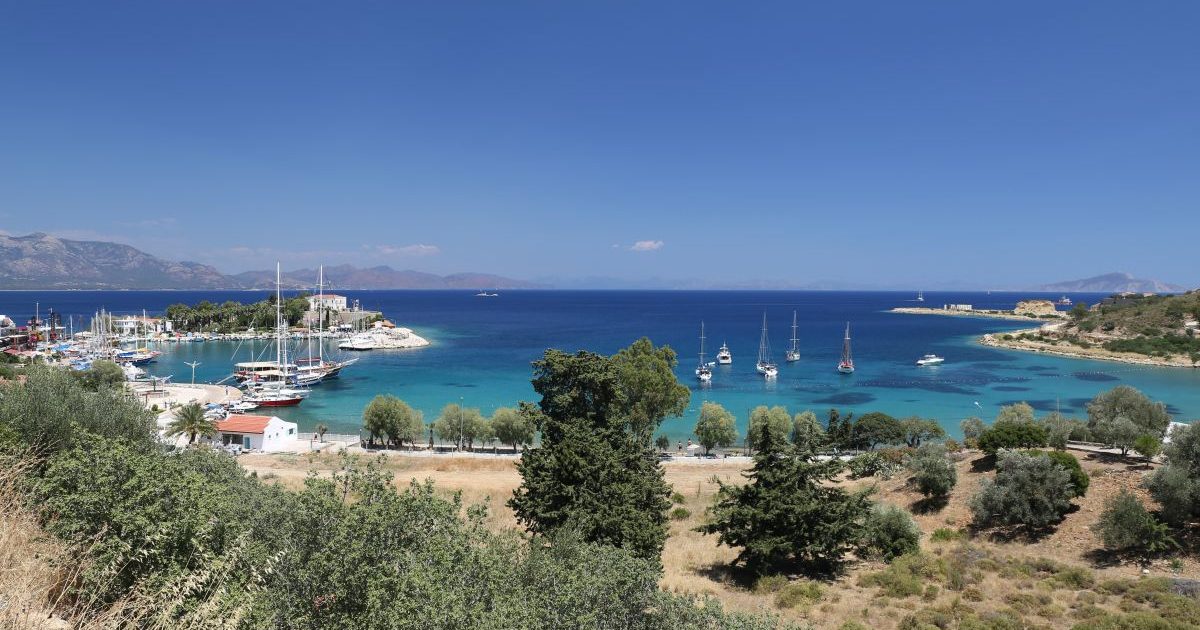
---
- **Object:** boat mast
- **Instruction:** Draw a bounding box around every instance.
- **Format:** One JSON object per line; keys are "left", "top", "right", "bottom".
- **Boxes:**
{"left": 790, "top": 311, "right": 799, "bottom": 353}
{"left": 275, "top": 262, "right": 286, "bottom": 370}
{"left": 842, "top": 323, "right": 852, "bottom": 364}
{"left": 318, "top": 265, "right": 324, "bottom": 364}
{"left": 698, "top": 321, "right": 706, "bottom": 367}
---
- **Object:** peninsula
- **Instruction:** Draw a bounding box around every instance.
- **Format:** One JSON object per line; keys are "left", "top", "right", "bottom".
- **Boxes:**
{"left": 890, "top": 299, "right": 1066, "bottom": 322}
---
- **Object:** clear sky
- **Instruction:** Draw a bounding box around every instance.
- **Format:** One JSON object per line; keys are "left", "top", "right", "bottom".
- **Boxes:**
{"left": 1, "top": 2, "right": 1196, "bottom": 288}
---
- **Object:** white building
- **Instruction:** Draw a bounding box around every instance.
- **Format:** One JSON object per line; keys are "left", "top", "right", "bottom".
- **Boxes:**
{"left": 307, "top": 294, "right": 348, "bottom": 312}
{"left": 214, "top": 414, "right": 299, "bottom": 452}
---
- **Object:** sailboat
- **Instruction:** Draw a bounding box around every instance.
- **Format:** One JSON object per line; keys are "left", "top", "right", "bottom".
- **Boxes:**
{"left": 837, "top": 322, "right": 855, "bottom": 374}
{"left": 236, "top": 263, "right": 304, "bottom": 406}
{"left": 695, "top": 322, "right": 712, "bottom": 383}
{"left": 755, "top": 314, "right": 778, "bottom": 379}
{"left": 916, "top": 290, "right": 925, "bottom": 302}
{"left": 295, "top": 265, "right": 357, "bottom": 384}
{"left": 785, "top": 310, "right": 801, "bottom": 362}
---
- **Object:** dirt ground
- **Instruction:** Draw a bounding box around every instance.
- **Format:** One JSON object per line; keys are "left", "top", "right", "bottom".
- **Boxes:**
{"left": 239, "top": 449, "right": 1200, "bottom": 628}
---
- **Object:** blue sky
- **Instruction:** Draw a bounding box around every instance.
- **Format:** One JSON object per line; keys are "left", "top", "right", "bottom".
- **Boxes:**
{"left": 1, "top": 2, "right": 1196, "bottom": 288}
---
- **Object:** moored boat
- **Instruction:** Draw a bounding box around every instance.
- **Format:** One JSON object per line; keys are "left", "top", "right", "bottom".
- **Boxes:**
{"left": 837, "top": 322, "right": 855, "bottom": 374}
{"left": 756, "top": 314, "right": 777, "bottom": 379}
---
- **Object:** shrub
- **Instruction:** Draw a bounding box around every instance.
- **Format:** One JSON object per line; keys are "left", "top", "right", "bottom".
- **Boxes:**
{"left": 1147, "top": 424, "right": 1200, "bottom": 526}
{"left": 848, "top": 451, "right": 899, "bottom": 479}
{"left": 930, "top": 528, "right": 963, "bottom": 542}
{"left": 860, "top": 504, "right": 921, "bottom": 562}
{"left": 670, "top": 506, "right": 691, "bottom": 521}
{"left": 671, "top": 492, "right": 687, "bottom": 504}
{"left": 1093, "top": 491, "right": 1178, "bottom": 555}
{"left": 1034, "top": 450, "right": 1089, "bottom": 497}
{"left": 1133, "top": 434, "right": 1162, "bottom": 460}
{"left": 858, "top": 553, "right": 943, "bottom": 598}
{"left": 774, "top": 581, "right": 822, "bottom": 609}
{"left": 970, "top": 451, "right": 1075, "bottom": 531}
{"left": 978, "top": 419, "right": 1048, "bottom": 455}
{"left": 751, "top": 574, "right": 788, "bottom": 594}
{"left": 908, "top": 445, "right": 957, "bottom": 499}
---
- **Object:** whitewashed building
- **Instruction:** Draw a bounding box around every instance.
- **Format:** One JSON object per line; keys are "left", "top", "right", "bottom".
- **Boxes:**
{"left": 214, "top": 414, "right": 299, "bottom": 452}
{"left": 307, "top": 294, "right": 348, "bottom": 312}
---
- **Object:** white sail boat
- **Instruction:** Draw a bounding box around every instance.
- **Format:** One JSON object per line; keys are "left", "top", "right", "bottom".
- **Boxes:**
{"left": 695, "top": 322, "right": 712, "bottom": 383}
{"left": 755, "top": 314, "right": 778, "bottom": 379}
{"left": 785, "top": 310, "right": 800, "bottom": 362}
{"left": 296, "top": 265, "right": 357, "bottom": 383}
{"left": 917, "top": 290, "right": 924, "bottom": 302}
{"left": 837, "top": 322, "right": 855, "bottom": 374}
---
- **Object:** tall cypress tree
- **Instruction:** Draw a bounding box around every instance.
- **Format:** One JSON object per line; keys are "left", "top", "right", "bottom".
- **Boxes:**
{"left": 697, "top": 422, "right": 872, "bottom": 575}
{"left": 509, "top": 339, "right": 689, "bottom": 563}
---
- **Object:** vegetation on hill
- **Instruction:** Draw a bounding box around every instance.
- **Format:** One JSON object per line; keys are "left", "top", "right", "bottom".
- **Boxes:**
{"left": 1056, "top": 291, "right": 1200, "bottom": 363}
{"left": 163, "top": 294, "right": 314, "bottom": 333}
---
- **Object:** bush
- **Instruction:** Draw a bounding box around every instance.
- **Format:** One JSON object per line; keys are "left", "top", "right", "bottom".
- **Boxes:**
{"left": 858, "top": 552, "right": 943, "bottom": 598}
{"left": 908, "top": 445, "right": 957, "bottom": 499}
{"left": 774, "top": 581, "right": 822, "bottom": 609}
{"left": 930, "top": 528, "right": 963, "bottom": 542}
{"left": 1147, "top": 424, "right": 1200, "bottom": 526}
{"left": 860, "top": 504, "right": 921, "bottom": 561}
{"left": 670, "top": 506, "right": 691, "bottom": 520}
{"left": 970, "top": 451, "right": 1075, "bottom": 531}
{"left": 978, "top": 420, "right": 1048, "bottom": 455}
{"left": 1133, "top": 434, "right": 1162, "bottom": 460}
{"left": 1033, "top": 450, "right": 1089, "bottom": 497}
{"left": 847, "top": 451, "right": 899, "bottom": 479}
{"left": 1093, "top": 491, "right": 1178, "bottom": 555}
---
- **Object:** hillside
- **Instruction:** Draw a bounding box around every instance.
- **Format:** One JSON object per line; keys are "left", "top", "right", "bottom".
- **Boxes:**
{"left": 984, "top": 291, "right": 1200, "bottom": 367}
{"left": 1040, "top": 272, "right": 1187, "bottom": 293}
{"left": 0, "top": 233, "right": 229, "bottom": 289}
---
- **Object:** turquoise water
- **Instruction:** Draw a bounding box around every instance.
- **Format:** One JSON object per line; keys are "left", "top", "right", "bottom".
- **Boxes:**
{"left": 7, "top": 290, "right": 1200, "bottom": 439}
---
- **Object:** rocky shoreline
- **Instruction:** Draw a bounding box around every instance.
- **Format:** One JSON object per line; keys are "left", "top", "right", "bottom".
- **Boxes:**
{"left": 890, "top": 307, "right": 1047, "bottom": 322}
{"left": 979, "top": 329, "right": 1196, "bottom": 369}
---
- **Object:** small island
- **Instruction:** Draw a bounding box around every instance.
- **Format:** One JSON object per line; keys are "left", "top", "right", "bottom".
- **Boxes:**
{"left": 981, "top": 292, "right": 1200, "bottom": 368}
{"left": 891, "top": 299, "right": 1067, "bottom": 322}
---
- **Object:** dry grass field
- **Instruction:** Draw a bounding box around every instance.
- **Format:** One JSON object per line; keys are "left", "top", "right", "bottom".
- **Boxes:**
{"left": 240, "top": 448, "right": 1200, "bottom": 629}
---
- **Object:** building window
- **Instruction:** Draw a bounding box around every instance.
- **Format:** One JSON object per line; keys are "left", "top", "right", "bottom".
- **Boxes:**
{"left": 289, "top": 428, "right": 295, "bottom": 435}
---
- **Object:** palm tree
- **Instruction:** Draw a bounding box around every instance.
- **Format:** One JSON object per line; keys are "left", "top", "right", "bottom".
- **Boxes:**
{"left": 167, "top": 402, "right": 217, "bottom": 445}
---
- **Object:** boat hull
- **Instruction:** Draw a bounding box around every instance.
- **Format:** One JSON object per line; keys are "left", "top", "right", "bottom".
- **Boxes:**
{"left": 837, "top": 363, "right": 855, "bottom": 374}
{"left": 252, "top": 397, "right": 303, "bottom": 407}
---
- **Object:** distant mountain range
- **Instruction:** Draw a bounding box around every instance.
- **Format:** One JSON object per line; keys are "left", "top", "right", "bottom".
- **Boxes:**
{"left": 1038, "top": 272, "right": 1187, "bottom": 294}
{"left": 0, "top": 233, "right": 541, "bottom": 290}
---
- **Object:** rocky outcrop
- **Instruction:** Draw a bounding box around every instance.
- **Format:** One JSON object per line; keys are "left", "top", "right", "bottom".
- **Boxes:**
{"left": 1014, "top": 300, "right": 1059, "bottom": 317}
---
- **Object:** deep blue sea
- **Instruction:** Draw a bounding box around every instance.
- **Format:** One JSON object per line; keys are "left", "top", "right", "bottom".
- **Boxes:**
{"left": 5, "top": 290, "right": 1199, "bottom": 440}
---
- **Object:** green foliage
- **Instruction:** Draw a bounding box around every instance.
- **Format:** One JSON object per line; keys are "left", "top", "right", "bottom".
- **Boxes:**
{"left": 433, "top": 402, "right": 488, "bottom": 449}
{"left": 75, "top": 359, "right": 126, "bottom": 391}
{"left": 774, "top": 581, "right": 822, "bottom": 609}
{"left": 1035, "top": 450, "right": 1089, "bottom": 497}
{"left": 670, "top": 506, "right": 691, "bottom": 520}
{"left": 0, "top": 364, "right": 156, "bottom": 454}
{"left": 362, "top": 394, "right": 425, "bottom": 448}
{"left": 847, "top": 451, "right": 899, "bottom": 479}
{"left": 1039, "top": 411, "right": 1089, "bottom": 449}
{"left": 900, "top": 416, "right": 946, "bottom": 448}
{"left": 1087, "top": 386, "right": 1172, "bottom": 441}
{"left": 1147, "top": 423, "right": 1200, "bottom": 526}
{"left": 510, "top": 339, "right": 689, "bottom": 563}
{"left": 930, "top": 528, "right": 963, "bottom": 542}
{"left": 860, "top": 504, "right": 921, "bottom": 561}
{"left": 654, "top": 434, "right": 670, "bottom": 451}
{"left": 490, "top": 405, "right": 536, "bottom": 451}
{"left": 1093, "top": 491, "right": 1178, "bottom": 556}
{"left": 165, "top": 402, "right": 216, "bottom": 445}
{"left": 747, "top": 405, "right": 793, "bottom": 451}
{"left": 960, "top": 416, "right": 986, "bottom": 447}
{"left": 694, "top": 401, "right": 738, "bottom": 454}
{"left": 970, "top": 451, "right": 1075, "bottom": 531}
{"left": 697, "top": 424, "right": 872, "bottom": 575}
{"left": 908, "top": 444, "right": 957, "bottom": 498}
{"left": 977, "top": 408, "right": 1049, "bottom": 455}
{"left": 164, "top": 294, "right": 313, "bottom": 333}
{"left": 1134, "top": 434, "right": 1162, "bottom": 460}
{"left": 791, "top": 409, "right": 825, "bottom": 452}
{"left": 853, "top": 411, "right": 904, "bottom": 450}
{"left": 858, "top": 553, "right": 944, "bottom": 598}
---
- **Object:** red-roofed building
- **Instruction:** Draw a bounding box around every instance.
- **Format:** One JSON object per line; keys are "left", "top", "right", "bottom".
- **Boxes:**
{"left": 214, "top": 414, "right": 298, "bottom": 452}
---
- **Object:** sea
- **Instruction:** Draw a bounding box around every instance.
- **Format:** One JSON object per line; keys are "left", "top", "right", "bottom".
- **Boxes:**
{"left": 4, "top": 290, "right": 1199, "bottom": 441}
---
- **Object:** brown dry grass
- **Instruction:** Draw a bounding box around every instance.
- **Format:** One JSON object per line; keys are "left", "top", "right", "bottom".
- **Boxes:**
{"left": 0, "top": 455, "right": 74, "bottom": 629}
{"left": 241, "top": 447, "right": 1200, "bottom": 628}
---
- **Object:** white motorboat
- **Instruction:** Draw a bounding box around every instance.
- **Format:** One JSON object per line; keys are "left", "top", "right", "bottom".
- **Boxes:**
{"left": 339, "top": 333, "right": 377, "bottom": 351}
{"left": 916, "top": 354, "right": 945, "bottom": 366}
{"left": 716, "top": 342, "right": 732, "bottom": 365}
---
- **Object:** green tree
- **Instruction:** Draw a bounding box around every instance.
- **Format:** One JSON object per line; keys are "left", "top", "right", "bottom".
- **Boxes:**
{"left": 960, "top": 417, "right": 986, "bottom": 448}
{"left": 76, "top": 359, "right": 126, "bottom": 391}
{"left": 1087, "top": 385, "right": 1171, "bottom": 440}
{"left": 165, "top": 402, "right": 216, "bottom": 445}
{"left": 860, "top": 504, "right": 921, "bottom": 562}
{"left": 1133, "top": 434, "right": 1162, "bottom": 460}
{"left": 491, "top": 405, "right": 536, "bottom": 453}
{"left": 1092, "top": 491, "right": 1178, "bottom": 556}
{"left": 853, "top": 412, "right": 903, "bottom": 450}
{"left": 977, "top": 412, "right": 1049, "bottom": 455}
{"left": 791, "top": 410, "right": 825, "bottom": 452}
{"left": 747, "top": 405, "right": 793, "bottom": 451}
{"left": 970, "top": 451, "right": 1075, "bottom": 531}
{"left": 908, "top": 444, "right": 957, "bottom": 500}
{"left": 1147, "top": 424, "right": 1200, "bottom": 526}
{"left": 434, "top": 403, "right": 487, "bottom": 450}
{"left": 1037, "top": 450, "right": 1089, "bottom": 497}
{"left": 697, "top": 422, "right": 872, "bottom": 575}
{"left": 510, "top": 340, "right": 688, "bottom": 562}
{"left": 1039, "top": 411, "right": 1088, "bottom": 449}
{"left": 899, "top": 416, "right": 945, "bottom": 448}
{"left": 362, "top": 395, "right": 424, "bottom": 449}
{"left": 693, "top": 402, "right": 737, "bottom": 455}
{"left": 1092, "top": 415, "right": 1141, "bottom": 455}
{"left": 995, "top": 401, "right": 1036, "bottom": 425}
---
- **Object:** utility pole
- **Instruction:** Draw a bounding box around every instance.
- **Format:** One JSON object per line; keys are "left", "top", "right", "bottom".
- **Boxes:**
{"left": 458, "top": 396, "right": 465, "bottom": 452}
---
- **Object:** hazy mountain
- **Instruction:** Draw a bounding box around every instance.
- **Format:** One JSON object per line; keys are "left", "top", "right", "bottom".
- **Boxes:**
{"left": 1038, "top": 272, "right": 1187, "bottom": 294}
{"left": 0, "top": 233, "right": 229, "bottom": 289}
{"left": 231, "top": 265, "right": 545, "bottom": 290}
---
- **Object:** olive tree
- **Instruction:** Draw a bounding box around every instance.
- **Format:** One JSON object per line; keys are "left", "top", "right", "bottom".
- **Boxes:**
{"left": 693, "top": 402, "right": 737, "bottom": 455}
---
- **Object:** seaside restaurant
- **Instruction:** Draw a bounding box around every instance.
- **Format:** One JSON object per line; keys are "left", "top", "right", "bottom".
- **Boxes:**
{"left": 214, "top": 414, "right": 299, "bottom": 452}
